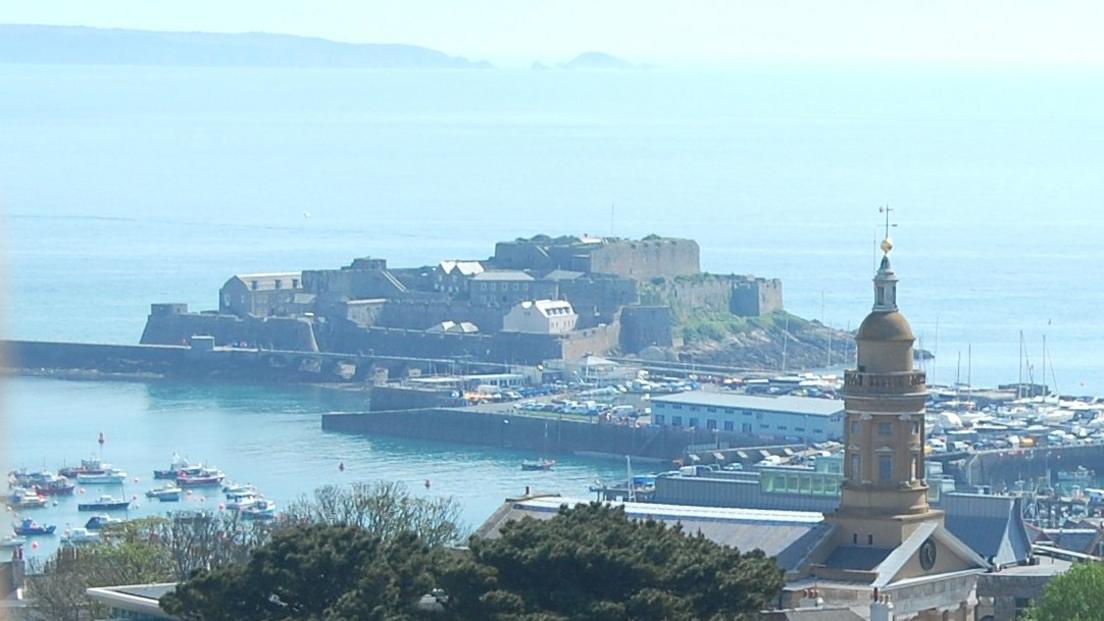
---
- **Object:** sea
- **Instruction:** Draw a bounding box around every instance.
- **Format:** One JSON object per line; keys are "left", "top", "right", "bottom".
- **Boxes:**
{"left": 2, "top": 63, "right": 1104, "bottom": 553}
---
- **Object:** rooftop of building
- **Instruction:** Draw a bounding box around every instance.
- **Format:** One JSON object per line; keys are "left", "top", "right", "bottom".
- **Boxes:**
{"left": 470, "top": 270, "right": 535, "bottom": 282}
{"left": 476, "top": 495, "right": 830, "bottom": 571}
{"left": 514, "top": 299, "right": 576, "bottom": 317}
{"left": 652, "top": 391, "right": 844, "bottom": 417}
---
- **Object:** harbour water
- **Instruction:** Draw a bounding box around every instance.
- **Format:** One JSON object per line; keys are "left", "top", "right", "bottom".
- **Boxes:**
{"left": 0, "top": 376, "right": 628, "bottom": 557}
{"left": 3, "top": 63, "right": 1104, "bottom": 551}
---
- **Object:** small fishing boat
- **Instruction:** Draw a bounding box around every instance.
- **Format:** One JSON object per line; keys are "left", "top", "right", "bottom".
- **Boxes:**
{"left": 222, "top": 483, "right": 257, "bottom": 496}
{"left": 77, "top": 494, "right": 131, "bottom": 511}
{"left": 59, "top": 458, "right": 108, "bottom": 479}
{"left": 34, "top": 475, "right": 76, "bottom": 496}
{"left": 145, "top": 484, "right": 183, "bottom": 502}
{"left": 76, "top": 467, "right": 128, "bottom": 485}
{"left": 225, "top": 493, "right": 263, "bottom": 512}
{"left": 521, "top": 459, "right": 556, "bottom": 471}
{"left": 0, "top": 536, "right": 26, "bottom": 549}
{"left": 176, "top": 467, "right": 225, "bottom": 488}
{"left": 61, "top": 528, "right": 101, "bottom": 545}
{"left": 84, "top": 515, "right": 122, "bottom": 530}
{"left": 8, "top": 488, "right": 47, "bottom": 509}
{"left": 13, "top": 518, "right": 55, "bottom": 536}
{"left": 8, "top": 469, "right": 55, "bottom": 488}
{"left": 153, "top": 455, "right": 198, "bottom": 480}
{"left": 240, "top": 499, "right": 277, "bottom": 521}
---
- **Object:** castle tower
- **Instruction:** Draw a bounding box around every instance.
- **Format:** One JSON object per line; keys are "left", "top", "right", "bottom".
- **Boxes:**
{"left": 829, "top": 235, "right": 936, "bottom": 548}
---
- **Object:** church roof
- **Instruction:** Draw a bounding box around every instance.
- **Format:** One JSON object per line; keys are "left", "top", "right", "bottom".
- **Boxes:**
{"left": 475, "top": 496, "right": 832, "bottom": 572}
{"left": 942, "top": 493, "right": 1033, "bottom": 567}
{"left": 856, "top": 311, "right": 914, "bottom": 342}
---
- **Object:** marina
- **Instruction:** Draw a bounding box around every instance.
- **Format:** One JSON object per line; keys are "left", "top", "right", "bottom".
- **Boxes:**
{"left": 0, "top": 375, "right": 630, "bottom": 559}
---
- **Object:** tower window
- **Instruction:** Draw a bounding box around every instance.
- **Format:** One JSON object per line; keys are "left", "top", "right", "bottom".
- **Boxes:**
{"left": 876, "top": 287, "right": 885, "bottom": 305}
{"left": 850, "top": 421, "right": 859, "bottom": 436}
{"left": 878, "top": 455, "right": 893, "bottom": 482}
{"left": 878, "top": 422, "right": 892, "bottom": 435}
{"left": 850, "top": 455, "right": 861, "bottom": 479}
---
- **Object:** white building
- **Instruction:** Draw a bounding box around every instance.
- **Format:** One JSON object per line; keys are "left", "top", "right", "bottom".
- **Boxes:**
{"left": 502, "top": 300, "right": 578, "bottom": 334}
{"left": 650, "top": 391, "right": 845, "bottom": 442}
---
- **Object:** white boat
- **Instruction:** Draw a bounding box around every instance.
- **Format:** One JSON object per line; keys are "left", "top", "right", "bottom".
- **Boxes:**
{"left": 225, "top": 494, "right": 263, "bottom": 512}
{"left": 0, "top": 536, "right": 26, "bottom": 549}
{"left": 222, "top": 483, "right": 257, "bottom": 496}
{"left": 145, "top": 484, "right": 183, "bottom": 502}
{"left": 8, "top": 488, "right": 47, "bottom": 509}
{"left": 61, "top": 528, "right": 101, "bottom": 545}
{"left": 240, "top": 499, "right": 277, "bottom": 520}
{"left": 76, "top": 467, "right": 128, "bottom": 485}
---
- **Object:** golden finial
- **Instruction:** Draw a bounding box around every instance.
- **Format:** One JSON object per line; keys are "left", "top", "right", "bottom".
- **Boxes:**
{"left": 878, "top": 205, "right": 895, "bottom": 255}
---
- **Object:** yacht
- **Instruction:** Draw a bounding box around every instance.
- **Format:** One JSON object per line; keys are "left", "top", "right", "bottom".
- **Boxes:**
{"left": 145, "top": 484, "right": 183, "bottom": 502}
{"left": 176, "top": 467, "right": 225, "bottom": 487}
{"left": 8, "top": 488, "right": 47, "bottom": 509}
{"left": 61, "top": 528, "right": 101, "bottom": 545}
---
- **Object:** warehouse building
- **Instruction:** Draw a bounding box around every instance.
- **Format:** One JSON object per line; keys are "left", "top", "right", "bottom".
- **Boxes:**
{"left": 650, "top": 391, "right": 845, "bottom": 442}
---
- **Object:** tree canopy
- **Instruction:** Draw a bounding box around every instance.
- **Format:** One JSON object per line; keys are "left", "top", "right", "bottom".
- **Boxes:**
{"left": 161, "top": 524, "right": 442, "bottom": 621}
{"left": 1027, "top": 562, "right": 1104, "bottom": 621}
{"left": 162, "top": 501, "right": 783, "bottom": 621}
{"left": 439, "top": 503, "right": 783, "bottom": 621}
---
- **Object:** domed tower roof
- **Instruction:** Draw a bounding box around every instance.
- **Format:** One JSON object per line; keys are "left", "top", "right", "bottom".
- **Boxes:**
{"left": 857, "top": 310, "right": 914, "bottom": 342}
{"left": 856, "top": 239, "right": 915, "bottom": 373}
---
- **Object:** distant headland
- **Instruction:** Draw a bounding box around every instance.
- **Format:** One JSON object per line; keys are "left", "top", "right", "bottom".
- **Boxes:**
{"left": 0, "top": 24, "right": 492, "bottom": 69}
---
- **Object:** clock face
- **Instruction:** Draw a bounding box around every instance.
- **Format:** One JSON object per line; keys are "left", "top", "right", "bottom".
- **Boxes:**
{"left": 919, "top": 538, "right": 937, "bottom": 570}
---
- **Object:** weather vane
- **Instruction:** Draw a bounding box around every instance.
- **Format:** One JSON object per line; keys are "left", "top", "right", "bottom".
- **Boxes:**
{"left": 878, "top": 204, "right": 897, "bottom": 254}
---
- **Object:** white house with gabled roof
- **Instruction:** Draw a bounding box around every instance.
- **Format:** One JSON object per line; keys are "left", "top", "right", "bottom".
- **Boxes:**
{"left": 502, "top": 299, "right": 577, "bottom": 334}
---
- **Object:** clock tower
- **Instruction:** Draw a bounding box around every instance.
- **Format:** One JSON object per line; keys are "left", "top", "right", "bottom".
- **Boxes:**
{"left": 828, "top": 234, "right": 940, "bottom": 549}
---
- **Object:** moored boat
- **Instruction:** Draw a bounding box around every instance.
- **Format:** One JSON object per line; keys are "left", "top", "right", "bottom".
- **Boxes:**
{"left": 177, "top": 467, "right": 225, "bottom": 488}
{"left": 76, "top": 467, "right": 128, "bottom": 485}
{"left": 77, "top": 495, "right": 131, "bottom": 511}
{"left": 153, "top": 454, "right": 198, "bottom": 480}
{"left": 84, "top": 515, "right": 122, "bottom": 530}
{"left": 240, "top": 499, "right": 277, "bottom": 520}
{"left": 225, "top": 493, "right": 262, "bottom": 512}
{"left": 145, "top": 484, "right": 183, "bottom": 502}
{"left": 8, "top": 488, "right": 47, "bottom": 509}
{"left": 34, "top": 475, "right": 76, "bottom": 496}
{"left": 521, "top": 459, "right": 556, "bottom": 471}
{"left": 222, "top": 483, "right": 256, "bottom": 496}
{"left": 59, "top": 458, "right": 108, "bottom": 479}
{"left": 0, "top": 536, "right": 26, "bottom": 549}
{"left": 61, "top": 528, "right": 101, "bottom": 545}
{"left": 13, "top": 518, "right": 55, "bottom": 536}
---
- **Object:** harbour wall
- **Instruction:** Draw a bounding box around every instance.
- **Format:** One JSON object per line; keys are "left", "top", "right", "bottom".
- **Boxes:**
{"left": 322, "top": 408, "right": 749, "bottom": 461}
{"left": 0, "top": 339, "right": 491, "bottom": 384}
{"left": 937, "top": 443, "right": 1104, "bottom": 488}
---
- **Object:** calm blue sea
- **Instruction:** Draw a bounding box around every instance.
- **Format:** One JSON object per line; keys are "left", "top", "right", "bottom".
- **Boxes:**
{"left": 1, "top": 64, "right": 1103, "bottom": 549}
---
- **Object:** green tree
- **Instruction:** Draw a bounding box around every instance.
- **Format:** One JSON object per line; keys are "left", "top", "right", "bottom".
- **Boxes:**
{"left": 438, "top": 503, "right": 784, "bottom": 621}
{"left": 160, "top": 524, "right": 442, "bottom": 621}
{"left": 28, "top": 518, "right": 176, "bottom": 621}
{"left": 1027, "top": 562, "right": 1104, "bottom": 621}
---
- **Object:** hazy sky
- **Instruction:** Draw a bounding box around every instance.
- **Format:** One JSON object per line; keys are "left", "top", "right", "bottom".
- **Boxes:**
{"left": 3, "top": 0, "right": 1104, "bottom": 65}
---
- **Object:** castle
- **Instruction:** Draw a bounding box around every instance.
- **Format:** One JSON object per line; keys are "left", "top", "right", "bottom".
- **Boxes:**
{"left": 140, "top": 234, "right": 783, "bottom": 364}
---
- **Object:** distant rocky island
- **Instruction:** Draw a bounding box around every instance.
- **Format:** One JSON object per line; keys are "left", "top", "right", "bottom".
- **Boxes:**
{"left": 0, "top": 24, "right": 491, "bottom": 68}
{"left": 561, "top": 51, "right": 637, "bottom": 70}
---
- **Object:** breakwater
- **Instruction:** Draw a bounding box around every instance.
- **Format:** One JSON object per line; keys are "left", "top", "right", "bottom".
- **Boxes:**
{"left": 0, "top": 339, "right": 497, "bottom": 384}
{"left": 322, "top": 407, "right": 743, "bottom": 461}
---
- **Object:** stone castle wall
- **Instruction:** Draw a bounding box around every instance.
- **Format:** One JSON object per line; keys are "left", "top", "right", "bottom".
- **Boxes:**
{"left": 587, "top": 238, "right": 700, "bottom": 280}
{"left": 619, "top": 305, "right": 675, "bottom": 353}
{"left": 140, "top": 306, "right": 319, "bottom": 351}
{"left": 731, "top": 278, "right": 784, "bottom": 316}
{"left": 377, "top": 300, "right": 506, "bottom": 332}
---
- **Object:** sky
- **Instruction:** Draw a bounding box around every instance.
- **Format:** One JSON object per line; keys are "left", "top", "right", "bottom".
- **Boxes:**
{"left": 3, "top": 0, "right": 1104, "bottom": 67}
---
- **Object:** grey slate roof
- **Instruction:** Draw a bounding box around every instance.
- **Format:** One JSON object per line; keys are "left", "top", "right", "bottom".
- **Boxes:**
{"left": 475, "top": 496, "right": 831, "bottom": 572}
{"left": 942, "top": 493, "right": 1033, "bottom": 567}
{"left": 652, "top": 391, "right": 844, "bottom": 417}
{"left": 822, "top": 546, "right": 893, "bottom": 570}
{"left": 470, "top": 270, "right": 535, "bottom": 282}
